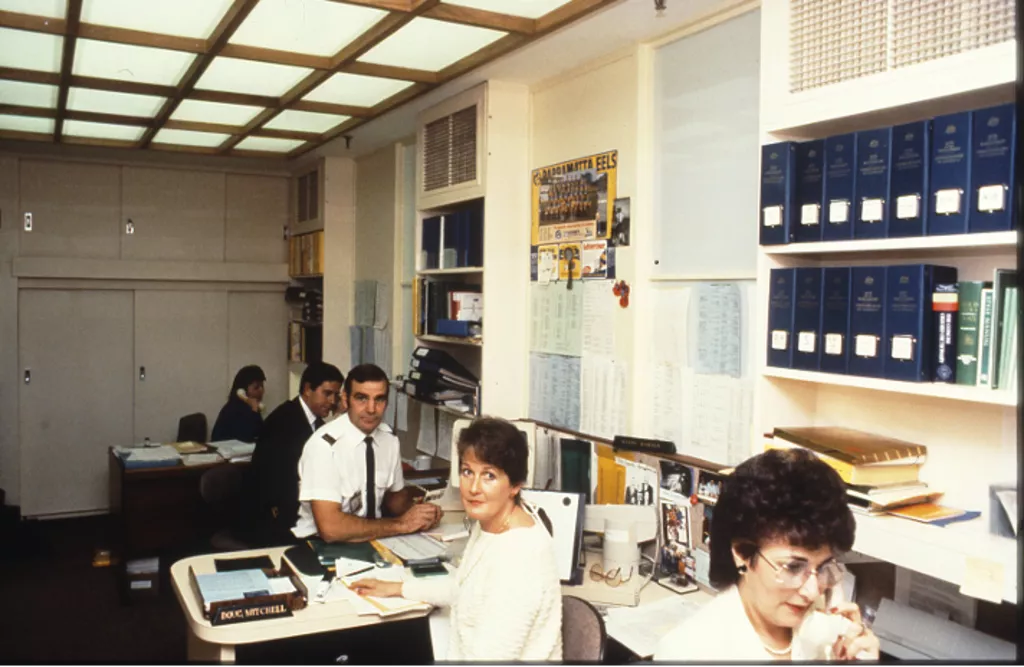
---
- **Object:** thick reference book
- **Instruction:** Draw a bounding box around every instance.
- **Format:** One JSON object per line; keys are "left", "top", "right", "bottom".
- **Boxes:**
{"left": 766, "top": 268, "right": 796, "bottom": 368}
{"left": 793, "top": 140, "right": 825, "bottom": 243}
{"left": 820, "top": 267, "right": 851, "bottom": 375}
{"left": 888, "top": 120, "right": 930, "bottom": 237}
{"left": 765, "top": 432, "right": 922, "bottom": 487}
{"left": 883, "top": 264, "right": 958, "bottom": 382}
{"left": 822, "top": 133, "right": 856, "bottom": 241}
{"left": 792, "top": 267, "right": 822, "bottom": 371}
{"left": 421, "top": 216, "right": 442, "bottom": 270}
{"left": 772, "top": 426, "right": 928, "bottom": 465}
{"left": 969, "top": 103, "right": 1016, "bottom": 233}
{"left": 759, "top": 142, "right": 796, "bottom": 245}
{"left": 928, "top": 112, "right": 972, "bottom": 235}
{"left": 849, "top": 266, "right": 887, "bottom": 378}
{"left": 955, "top": 281, "right": 988, "bottom": 385}
{"left": 853, "top": 128, "right": 892, "bottom": 239}
{"left": 932, "top": 282, "right": 958, "bottom": 383}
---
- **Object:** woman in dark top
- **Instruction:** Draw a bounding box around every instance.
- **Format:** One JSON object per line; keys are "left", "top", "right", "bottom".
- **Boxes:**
{"left": 211, "top": 365, "right": 266, "bottom": 443}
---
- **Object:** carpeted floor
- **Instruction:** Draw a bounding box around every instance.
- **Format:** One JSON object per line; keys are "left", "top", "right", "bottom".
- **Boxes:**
{"left": 0, "top": 515, "right": 189, "bottom": 663}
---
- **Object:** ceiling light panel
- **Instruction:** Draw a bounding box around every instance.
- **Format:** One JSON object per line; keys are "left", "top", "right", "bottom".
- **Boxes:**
{"left": 441, "top": 0, "right": 573, "bottom": 19}
{"left": 230, "top": 0, "right": 387, "bottom": 57}
{"left": 171, "top": 99, "right": 264, "bottom": 126}
{"left": 235, "top": 136, "right": 304, "bottom": 152}
{"left": 67, "top": 87, "right": 166, "bottom": 117}
{"left": 0, "top": 0, "right": 67, "bottom": 19}
{"left": 80, "top": 0, "right": 236, "bottom": 39}
{"left": 73, "top": 40, "right": 196, "bottom": 86}
{"left": 0, "top": 114, "right": 54, "bottom": 134}
{"left": 63, "top": 119, "right": 144, "bottom": 141}
{"left": 263, "top": 109, "right": 348, "bottom": 133}
{"left": 303, "top": 72, "right": 412, "bottom": 107}
{"left": 0, "top": 28, "right": 63, "bottom": 73}
{"left": 153, "top": 128, "right": 230, "bottom": 148}
{"left": 196, "top": 57, "right": 313, "bottom": 97}
{"left": 0, "top": 80, "right": 59, "bottom": 108}
{"left": 359, "top": 18, "right": 505, "bottom": 72}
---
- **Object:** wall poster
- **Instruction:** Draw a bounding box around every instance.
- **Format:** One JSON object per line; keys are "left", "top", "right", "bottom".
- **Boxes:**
{"left": 531, "top": 150, "right": 618, "bottom": 245}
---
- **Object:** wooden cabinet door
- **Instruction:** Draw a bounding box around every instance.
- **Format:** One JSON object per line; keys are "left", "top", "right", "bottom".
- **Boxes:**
{"left": 228, "top": 290, "right": 289, "bottom": 412}
{"left": 121, "top": 167, "right": 226, "bottom": 261}
{"left": 19, "top": 289, "right": 134, "bottom": 516}
{"left": 225, "top": 174, "right": 288, "bottom": 264}
{"left": 133, "top": 290, "right": 228, "bottom": 443}
{"left": 18, "top": 160, "right": 122, "bottom": 258}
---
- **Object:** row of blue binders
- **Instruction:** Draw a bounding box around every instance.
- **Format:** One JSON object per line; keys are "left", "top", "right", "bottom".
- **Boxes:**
{"left": 768, "top": 264, "right": 960, "bottom": 383}
{"left": 760, "top": 103, "right": 1016, "bottom": 245}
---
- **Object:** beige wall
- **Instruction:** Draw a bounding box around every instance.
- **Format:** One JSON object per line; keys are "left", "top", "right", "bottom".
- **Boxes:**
{"left": 0, "top": 157, "right": 19, "bottom": 504}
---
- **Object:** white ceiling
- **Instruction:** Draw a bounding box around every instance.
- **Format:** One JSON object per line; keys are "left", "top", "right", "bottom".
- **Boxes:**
{"left": 314, "top": 0, "right": 728, "bottom": 160}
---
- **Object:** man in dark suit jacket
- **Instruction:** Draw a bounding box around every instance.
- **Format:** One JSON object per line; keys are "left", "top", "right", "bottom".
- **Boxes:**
{"left": 241, "top": 362, "right": 344, "bottom": 547}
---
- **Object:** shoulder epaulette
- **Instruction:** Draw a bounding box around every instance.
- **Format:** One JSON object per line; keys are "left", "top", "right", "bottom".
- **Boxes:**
{"left": 322, "top": 433, "right": 337, "bottom": 445}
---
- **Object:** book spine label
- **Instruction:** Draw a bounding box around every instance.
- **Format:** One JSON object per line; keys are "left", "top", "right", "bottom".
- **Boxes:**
{"left": 932, "top": 283, "right": 958, "bottom": 382}
{"left": 977, "top": 287, "right": 995, "bottom": 386}
{"left": 849, "top": 266, "right": 887, "bottom": 377}
{"left": 793, "top": 140, "right": 825, "bottom": 243}
{"left": 955, "top": 281, "right": 984, "bottom": 385}
{"left": 888, "top": 120, "right": 930, "bottom": 237}
{"left": 792, "top": 267, "right": 823, "bottom": 370}
{"left": 884, "top": 264, "right": 958, "bottom": 382}
{"left": 820, "top": 267, "right": 851, "bottom": 374}
{"left": 928, "top": 112, "right": 972, "bottom": 235}
{"left": 767, "top": 268, "right": 796, "bottom": 368}
{"left": 823, "top": 133, "right": 856, "bottom": 241}
{"left": 969, "top": 103, "right": 1017, "bottom": 233}
{"left": 854, "top": 128, "right": 892, "bottom": 239}
{"left": 760, "top": 142, "right": 796, "bottom": 245}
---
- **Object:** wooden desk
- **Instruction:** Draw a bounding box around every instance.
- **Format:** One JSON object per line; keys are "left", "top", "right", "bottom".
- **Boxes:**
{"left": 171, "top": 547, "right": 433, "bottom": 663}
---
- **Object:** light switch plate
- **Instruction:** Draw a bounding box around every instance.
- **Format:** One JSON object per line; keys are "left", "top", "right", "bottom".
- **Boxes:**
{"left": 23, "top": 212, "right": 32, "bottom": 232}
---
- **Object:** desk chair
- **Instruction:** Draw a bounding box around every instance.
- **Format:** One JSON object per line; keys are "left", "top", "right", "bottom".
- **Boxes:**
{"left": 562, "top": 595, "right": 606, "bottom": 662}
{"left": 199, "top": 465, "right": 248, "bottom": 552}
{"left": 177, "top": 412, "right": 208, "bottom": 443}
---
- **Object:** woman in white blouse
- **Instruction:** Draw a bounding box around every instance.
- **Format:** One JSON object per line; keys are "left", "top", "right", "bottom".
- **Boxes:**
{"left": 351, "top": 417, "right": 562, "bottom": 661}
{"left": 656, "top": 449, "right": 880, "bottom": 662}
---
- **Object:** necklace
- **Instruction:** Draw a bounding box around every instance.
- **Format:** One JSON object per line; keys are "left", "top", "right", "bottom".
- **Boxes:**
{"left": 761, "top": 640, "right": 792, "bottom": 657}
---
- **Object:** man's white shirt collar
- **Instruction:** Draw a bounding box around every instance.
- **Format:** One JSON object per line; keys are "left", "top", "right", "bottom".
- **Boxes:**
{"left": 298, "top": 395, "right": 317, "bottom": 430}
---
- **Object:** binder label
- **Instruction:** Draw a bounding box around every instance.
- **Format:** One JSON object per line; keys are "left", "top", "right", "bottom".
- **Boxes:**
{"left": 977, "top": 184, "right": 1006, "bottom": 212}
{"left": 935, "top": 189, "right": 962, "bottom": 214}
{"left": 800, "top": 204, "right": 820, "bottom": 226}
{"left": 797, "top": 331, "right": 816, "bottom": 353}
{"left": 763, "top": 205, "right": 783, "bottom": 227}
{"left": 855, "top": 335, "right": 878, "bottom": 358}
{"left": 771, "top": 330, "right": 789, "bottom": 350}
{"left": 891, "top": 335, "right": 915, "bottom": 361}
{"left": 824, "top": 333, "right": 843, "bottom": 356}
{"left": 828, "top": 200, "right": 849, "bottom": 224}
{"left": 896, "top": 194, "right": 920, "bottom": 220}
{"left": 861, "top": 198, "right": 884, "bottom": 222}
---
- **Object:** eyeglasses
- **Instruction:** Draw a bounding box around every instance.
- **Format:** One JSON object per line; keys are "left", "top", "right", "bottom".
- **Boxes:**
{"left": 589, "top": 564, "right": 634, "bottom": 588}
{"left": 755, "top": 550, "right": 845, "bottom": 590}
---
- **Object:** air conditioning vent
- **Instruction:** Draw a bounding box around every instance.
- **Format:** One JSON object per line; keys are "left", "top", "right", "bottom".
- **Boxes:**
{"left": 422, "top": 104, "right": 478, "bottom": 192}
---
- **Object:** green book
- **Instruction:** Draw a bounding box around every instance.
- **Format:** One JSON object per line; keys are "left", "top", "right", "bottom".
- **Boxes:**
{"left": 996, "top": 287, "right": 1017, "bottom": 391}
{"left": 955, "top": 281, "right": 986, "bottom": 386}
{"left": 977, "top": 287, "right": 995, "bottom": 387}
{"left": 991, "top": 269, "right": 1018, "bottom": 389}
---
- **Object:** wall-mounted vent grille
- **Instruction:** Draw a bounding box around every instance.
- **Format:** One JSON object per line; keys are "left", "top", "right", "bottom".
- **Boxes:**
{"left": 423, "top": 104, "right": 478, "bottom": 192}
{"left": 789, "top": 0, "right": 1016, "bottom": 93}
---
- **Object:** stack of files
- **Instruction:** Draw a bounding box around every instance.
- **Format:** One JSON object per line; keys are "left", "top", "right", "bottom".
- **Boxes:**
{"left": 171, "top": 441, "right": 208, "bottom": 455}
{"left": 208, "top": 439, "right": 256, "bottom": 462}
{"left": 766, "top": 426, "right": 925, "bottom": 487}
{"left": 403, "top": 347, "right": 478, "bottom": 406}
{"left": 845, "top": 481, "right": 942, "bottom": 516}
{"left": 116, "top": 445, "right": 181, "bottom": 469}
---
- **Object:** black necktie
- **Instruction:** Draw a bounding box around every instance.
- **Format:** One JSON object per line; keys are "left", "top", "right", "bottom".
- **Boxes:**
{"left": 313, "top": 417, "right": 324, "bottom": 430}
{"left": 364, "top": 436, "right": 376, "bottom": 520}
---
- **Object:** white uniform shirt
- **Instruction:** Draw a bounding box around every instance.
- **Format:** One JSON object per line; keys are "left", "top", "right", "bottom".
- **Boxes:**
{"left": 291, "top": 414, "right": 404, "bottom": 538}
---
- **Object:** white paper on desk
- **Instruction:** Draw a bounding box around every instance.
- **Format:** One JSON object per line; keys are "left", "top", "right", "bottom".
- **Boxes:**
{"left": 603, "top": 594, "right": 703, "bottom": 659}
{"left": 268, "top": 577, "right": 297, "bottom": 595}
{"left": 692, "top": 282, "right": 742, "bottom": 378}
{"left": 416, "top": 403, "right": 437, "bottom": 456}
{"left": 195, "top": 570, "right": 271, "bottom": 610}
{"left": 182, "top": 453, "right": 222, "bottom": 466}
{"left": 582, "top": 282, "right": 615, "bottom": 356}
{"left": 124, "top": 445, "right": 180, "bottom": 462}
{"left": 436, "top": 411, "right": 457, "bottom": 462}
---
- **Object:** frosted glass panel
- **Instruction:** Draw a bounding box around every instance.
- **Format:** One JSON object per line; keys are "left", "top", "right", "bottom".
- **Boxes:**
{"left": 0, "top": 0, "right": 66, "bottom": 18}
{"left": 0, "top": 80, "right": 59, "bottom": 108}
{"left": 304, "top": 72, "right": 412, "bottom": 107}
{"left": 73, "top": 40, "right": 195, "bottom": 85}
{"left": 81, "top": 0, "right": 233, "bottom": 39}
{"left": 172, "top": 99, "right": 263, "bottom": 126}
{"left": 264, "top": 109, "right": 348, "bottom": 133}
{"left": 359, "top": 17, "right": 504, "bottom": 72}
{"left": 196, "top": 57, "right": 312, "bottom": 96}
{"left": 153, "top": 128, "right": 230, "bottom": 147}
{"left": 441, "top": 0, "right": 571, "bottom": 19}
{"left": 0, "top": 114, "right": 55, "bottom": 134}
{"left": 234, "top": 136, "right": 304, "bottom": 152}
{"left": 68, "top": 87, "right": 166, "bottom": 117}
{"left": 652, "top": 9, "right": 760, "bottom": 279}
{"left": 0, "top": 28, "right": 62, "bottom": 72}
{"left": 230, "top": 0, "right": 387, "bottom": 57}
{"left": 63, "top": 120, "right": 144, "bottom": 141}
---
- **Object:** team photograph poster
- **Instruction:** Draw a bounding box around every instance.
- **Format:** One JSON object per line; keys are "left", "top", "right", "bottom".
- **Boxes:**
{"left": 531, "top": 150, "right": 618, "bottom": 245}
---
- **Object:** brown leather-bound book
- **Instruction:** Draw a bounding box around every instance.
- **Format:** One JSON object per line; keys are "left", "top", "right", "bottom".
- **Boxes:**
{"left": 772, "top": 427, "right": 927, "bottom": 465}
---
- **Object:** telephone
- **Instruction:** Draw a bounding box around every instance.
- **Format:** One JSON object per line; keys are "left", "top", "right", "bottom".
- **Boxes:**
{"left": 237, "top": 388, "right": 265, "bottom": 412}
{"left": 793, "top": 585, "right": 857, "bottom": 660}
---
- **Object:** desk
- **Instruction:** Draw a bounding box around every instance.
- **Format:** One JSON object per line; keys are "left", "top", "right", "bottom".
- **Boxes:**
{"left": 171, "top": 546, "right": 433, "bottom": 663}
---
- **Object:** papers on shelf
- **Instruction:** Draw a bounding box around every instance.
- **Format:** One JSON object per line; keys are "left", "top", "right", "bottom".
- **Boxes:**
{"left": 208, "top": 439, "right": 256, "bottom": 460}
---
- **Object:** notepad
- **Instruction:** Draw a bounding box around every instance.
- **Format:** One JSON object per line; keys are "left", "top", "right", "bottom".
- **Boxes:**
{"left": 339, "top": 569, "right": 432, "bottom": 618}
{"left": 194, "top": 569, "right": 272, "bottom": 611}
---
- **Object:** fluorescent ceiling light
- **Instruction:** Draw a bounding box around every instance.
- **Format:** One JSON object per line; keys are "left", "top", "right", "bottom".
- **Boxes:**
{"left": 153, "top": 128, "right": 231, "bottom": 148}
{"left": 67, "top": 87, "right": 166, "bottom": 117}
{"left": 359, "top": 17, "right": 505, "bottom": 72}
{"left": 172, "top": 99, "right": 264, "bottom": 126}
{"left": 80, "top": 0, "right": 235, "bottom": 39}
{"left": 0, "top": 80, "right": 59, "bottom": 108}
{"left": 0, "top": 114, "right": 55, "bottom": 134}
{"left": 73, "top": 40, "right": 196, "bottom": 85}
{"left": 441, "top": 0, "right": 573, "bottom": 19}
{"left": 196, "top": 57, "right": 313, "bottom": 97}
{"left": 0, "top": 28, "right": 63, "bottom": 73}
{"left": 230, "top": 0, "right": 387, "bottom": 57}
{"left": 303, "top": 72, "right": 412, "bottom": 108}
{"left": 235, "top": 136, "right": 304, "bottom": 152}
{"left": 263, "top": 109, "right": 348, "bottom": 133}
{"left": 0, "top": 0, "right": 67, "bottom": 19}
{"left": 63, "top": 119, "right": 145, "bottom": 141}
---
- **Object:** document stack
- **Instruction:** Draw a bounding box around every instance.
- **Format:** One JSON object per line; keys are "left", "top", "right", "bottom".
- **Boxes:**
{"left": 402, "top": 346, "right": 479, "bottom": 412}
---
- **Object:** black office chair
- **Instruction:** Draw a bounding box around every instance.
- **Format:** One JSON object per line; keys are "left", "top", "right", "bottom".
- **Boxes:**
{"left": 562, "top": 595, "right": 606, "bottom": 662}
{"left": 199, "top": 465, "right": 249, "bottom": 552}
{"left": 177, "top": 412, "right": 208, "bottom": 443}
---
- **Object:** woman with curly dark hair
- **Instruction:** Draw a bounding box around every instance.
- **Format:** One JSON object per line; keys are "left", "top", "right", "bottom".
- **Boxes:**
{"left": 655, "top": 449, "right": 880, "bottom": 661}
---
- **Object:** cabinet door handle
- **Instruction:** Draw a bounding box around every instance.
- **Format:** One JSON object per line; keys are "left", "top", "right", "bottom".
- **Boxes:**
{"left": 24, "top": 369, "right": 30, "bottom": 384}
{"left": 139, "top": 366, "right": 146, "bottom": 381}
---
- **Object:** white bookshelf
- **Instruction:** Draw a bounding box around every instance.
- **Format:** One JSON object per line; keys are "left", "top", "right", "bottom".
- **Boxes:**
{"left": 417, "top": 267, "right": 484, "bottom": 276}
{"left": 416, "top": 334, "right": 482, "bottom": 347}
{"left": 761, "top": 231, "right": 1017, "bottom": 260}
